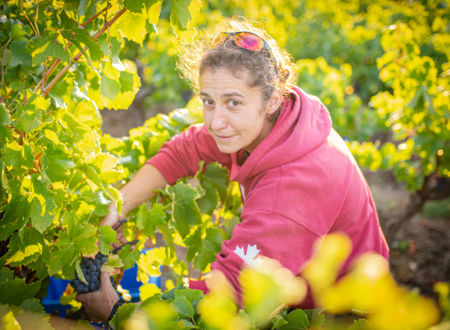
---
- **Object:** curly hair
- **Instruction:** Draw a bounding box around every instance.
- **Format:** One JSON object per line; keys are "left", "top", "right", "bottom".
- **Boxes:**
{"left": 177, "top": 17, "right": 297, "bottom": 105}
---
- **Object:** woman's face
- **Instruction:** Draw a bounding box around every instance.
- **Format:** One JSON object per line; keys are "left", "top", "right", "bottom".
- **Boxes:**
{"left": 199, "top": 68, "right": 280, "bottom": 154}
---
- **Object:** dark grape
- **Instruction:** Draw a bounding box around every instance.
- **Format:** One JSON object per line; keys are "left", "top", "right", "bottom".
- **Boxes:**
{"left": 71, "top": 253, "right": 109, "bottom": 294}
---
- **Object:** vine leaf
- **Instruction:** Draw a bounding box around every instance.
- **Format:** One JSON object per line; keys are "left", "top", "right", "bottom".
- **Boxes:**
{"left": 280, "top": 309, "right": 310, "bottom": 330}
{"left": 100, "top": 73, "right": 120, "bottom": 99}
{"left": 0, "top": 196, "right": 29, "bottom": 241}
{"left": 109, "top": 11, "right": 147, "bottom": 45}
{"left": 169, "top": 183, "right": 202, "bottom": 238}
{"left": 124, "top": 0, "right": 144, "bottom": 13}
{"left": 170, "top": 295, "right": 195, "bottom": 318}
{"left": 98, "top": 225, "right": 117, "bottom": 255}
{"left": 119, "top": 71, "right": 134, "bottom": 93}
{"left": 146, "top": 0, "right": 163, "bottom": 26}
{"left": 170, "top": 0, "right": 191, "bottom": 29}
{"left": 32, "top": 39, "right": 70, "bottom": 66}
{"left": 0, "top": 278, "right": 41, "bottom": 305}
{"left": 0, "top": 104, "right": 10, "bottom": 125}
{"left": 136, "top": 203, "right": 167, "bottom": 237}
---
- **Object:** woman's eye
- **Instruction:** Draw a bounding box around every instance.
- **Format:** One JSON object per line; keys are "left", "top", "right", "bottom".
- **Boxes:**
{"left": 228, "top": 100, "right": 240, "bottom": 107}
{"left": 202, "top": 99, "right": 214, "bottom": 107}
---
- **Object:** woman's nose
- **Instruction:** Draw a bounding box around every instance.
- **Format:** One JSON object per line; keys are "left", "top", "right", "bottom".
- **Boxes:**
{"left": 210, "top": 107, "right": 227, "bottom": 130}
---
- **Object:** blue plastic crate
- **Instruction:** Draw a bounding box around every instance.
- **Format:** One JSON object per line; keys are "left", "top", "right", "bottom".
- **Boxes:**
{"left": 42, "top": 277, "right": 71, "bottom": 317}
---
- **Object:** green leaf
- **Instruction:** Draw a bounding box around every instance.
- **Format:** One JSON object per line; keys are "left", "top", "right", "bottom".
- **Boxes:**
{"left": 75, "top": 262, "right": 88, "bottom": 284}
{"left": 0, "top": 104, "right": 11, "bottom": 125}
{"left": 109, "top": 302, "right": 139, "bottom": 329}
{"left": 72, "top": 28, "right": 103, "bottom": 61}
{"left": 9, "top": 41, "right": 32, "bottom": 67}
{"left": 0, "top": 278, "right": 41, "bottom": 305}
{"left": 271, "top": 314, "right": 289, "bottom": 329}
{"left": 30, "top": 175, "right": 56, "bottom": 233}
{"left": 124, "top": 0, "right": 144, "bottom": 12}
{"left": 20, "top": 298, "right": 45, "bottom": 313}
{"left": 98, "top": 225, "right": 117, "bottom": 255}
{"left": 184, "top": 227, "right": 202, "bottom": 262}
{"left": 44, "top": 149, "right": 75, "bottom": 182}
{"left": 169, "top": 183, "right": 202, "bottom": 238}
{"left": 81, "top": 163, "right": 104, "bottom": 189}
{"left": 305, "top": 309, "right": 325, "bottom": 327}
{"left": 2, "top": 141, "right": 22, "bottom": 168}
{"left": 32, "top": 39, "right": 70, "bottom": 65}
{"left": 136, "top": 203, "right": 151, "bottom": 234}
{"left": 194, "top": 239, "right": 216, "bottom": 270}
{"left": 137, "top": 203, "right": 167, "bottom": 237}
{"left": 149, "top": 203, "right": 167, "bottom": 223}
{"left": 72, "top": 222, "right": 98, "bottom": 256}
{"left": 202, "top": 162, "right": 230, "bottom": 201}
{"left": 53, "top": 232, "right": 77, "bottom": 276}
{"left": 204, "top": 227, "right": 225, "bottom": 248}
{"left": 170, "top": 0, "right": 191, "bottom": 29}
{"left": 118, "top": 244, "right": 140, "bottom": 269}
{"left": 280, "top": 309, "right": 310, "bottom": 330}
{"left": 0, "top": 48, "right": 12, "bottom": 66}
{"left": 16, "top": 105, "right": 42, "bottom": 133}
{"left": 119, "top": 71, "right": 135, "bottom": 93}
{"left": 170, "top": 296, "right": 195, "bottom": 318}
{"left": 174, "top": 288, "right": 203, "bottom": 310}
{"left": 0, "top": 196, "right": 29, "bottom": 241}
{"left": 0, "top": 268, "right": 14, "bottom": 281}
{"left": 100, "top": 74, "right": 120, "bottom": 99}
{"left": 196, "top": 162, "right": 229, "bottom": 214}
{"left": 196, "top": 181, "right": 218, "bottom": 215}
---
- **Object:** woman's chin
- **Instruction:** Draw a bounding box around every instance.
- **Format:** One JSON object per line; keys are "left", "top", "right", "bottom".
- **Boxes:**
{"left": 215, "top": 143, "right": 239, "bottom": 154}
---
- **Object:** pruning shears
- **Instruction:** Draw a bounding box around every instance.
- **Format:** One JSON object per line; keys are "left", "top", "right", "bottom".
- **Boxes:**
{"left": 112, "top": 219, "right": 139, "bottom": 254}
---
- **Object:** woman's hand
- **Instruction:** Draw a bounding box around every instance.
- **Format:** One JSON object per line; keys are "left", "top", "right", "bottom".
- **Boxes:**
{"left": 76, "top": 272, "right": 120, "bottom": 323}
{"left": 100, "top": 164, "right": 168, "bottom": 248}
{"left": 101, "top": 203, "right": 129, "bottom": 249}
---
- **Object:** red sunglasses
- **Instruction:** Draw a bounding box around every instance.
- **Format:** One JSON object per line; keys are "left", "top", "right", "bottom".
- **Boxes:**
{"left": 211, "top": 31, "right": 279, "bottom": 75}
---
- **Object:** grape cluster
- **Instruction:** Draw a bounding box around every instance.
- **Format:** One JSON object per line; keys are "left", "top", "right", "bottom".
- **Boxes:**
{"left": 71, "top": 253, "right": 108, "bottom": 293}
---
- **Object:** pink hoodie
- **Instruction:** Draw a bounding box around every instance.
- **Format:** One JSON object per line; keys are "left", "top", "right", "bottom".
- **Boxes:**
{"left": 147, "top": 86, "right": 389, "bottom": 307}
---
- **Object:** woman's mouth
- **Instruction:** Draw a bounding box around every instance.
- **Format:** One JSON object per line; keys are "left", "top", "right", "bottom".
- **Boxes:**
{"left": 215, "top": 134, "right": 234, "bottom": 142}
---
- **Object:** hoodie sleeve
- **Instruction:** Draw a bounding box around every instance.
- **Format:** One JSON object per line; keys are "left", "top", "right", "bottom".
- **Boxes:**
{"left": 209, "top": 209, "right": 320, "bottom": 308}
{"left": 146, "top": 124, "right": 232, "bottom": 184}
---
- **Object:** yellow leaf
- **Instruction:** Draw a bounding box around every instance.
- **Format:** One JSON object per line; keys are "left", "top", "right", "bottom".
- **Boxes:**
{"left": 7, "top": 244, "right": 42, "bottom": 264}
{"left": 199, "top": 271, "right": 241, "bottom": 329}
{"left": 139, "top": 283, "right": 161, "bottom": 301}
{"left": 31, "top": 96, "right": 50, "bottom": 110}
{"left": 109, "top": 11, "right": 147, "bottom": 45}
{"left": 147, "top": 0, "right": 162, "bottom": 25}
{"left": 302, "top": 233, "right": 352, "bottom": 294}
{"left": 2, "top": 311, "right": 20, "bottom": 330}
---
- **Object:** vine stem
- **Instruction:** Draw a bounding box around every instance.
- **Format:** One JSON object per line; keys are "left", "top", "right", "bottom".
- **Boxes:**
{"left": 34, "top": 0, "right": 40, "bottom": 35}
{"left": 33, "top": 4, "right": 112, "bottom": 93}
{"left": 21, "top": 0, "right": 38, "bottom": 37}
{"left": 41, "top": 8, "right": 126, "bottom": 98}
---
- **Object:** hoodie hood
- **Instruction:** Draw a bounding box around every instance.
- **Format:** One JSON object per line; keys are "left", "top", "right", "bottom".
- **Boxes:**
{"left": 230, "top": 86, "right": 332, "bottom": 181}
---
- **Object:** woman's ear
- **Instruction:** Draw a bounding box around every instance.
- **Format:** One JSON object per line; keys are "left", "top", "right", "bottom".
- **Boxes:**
{"left": 266, "top": 89, "right": 283, "bottom": 115}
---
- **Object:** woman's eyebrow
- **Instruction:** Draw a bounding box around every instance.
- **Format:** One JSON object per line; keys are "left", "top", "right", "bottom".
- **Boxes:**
{"left": 222, "top": 92, "right": 244, "bottom": 98}
{"left": 199, "top": 91, "right": 244, "bottom": 98}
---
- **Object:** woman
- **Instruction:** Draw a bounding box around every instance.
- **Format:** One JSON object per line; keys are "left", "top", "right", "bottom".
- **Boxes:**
{"left": 77, "top": 18, "right": 389, "bottom": 323}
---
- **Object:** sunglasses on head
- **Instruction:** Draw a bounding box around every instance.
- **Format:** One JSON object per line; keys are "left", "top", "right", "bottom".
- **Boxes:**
{"left": 211, "top": 31, "right": 278, "bottom": 76}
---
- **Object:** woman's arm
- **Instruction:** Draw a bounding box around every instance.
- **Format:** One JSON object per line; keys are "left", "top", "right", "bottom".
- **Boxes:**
{"left": 101, "top": 164, "right": 168, "bottom": 229}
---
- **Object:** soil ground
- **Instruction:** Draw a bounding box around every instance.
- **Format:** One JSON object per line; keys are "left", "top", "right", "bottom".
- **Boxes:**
{"left": 366, "top": 171, "right": 450, "bottom": 299}
{"left": 100, "top": 108, "right": 450, "bottom": 302}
